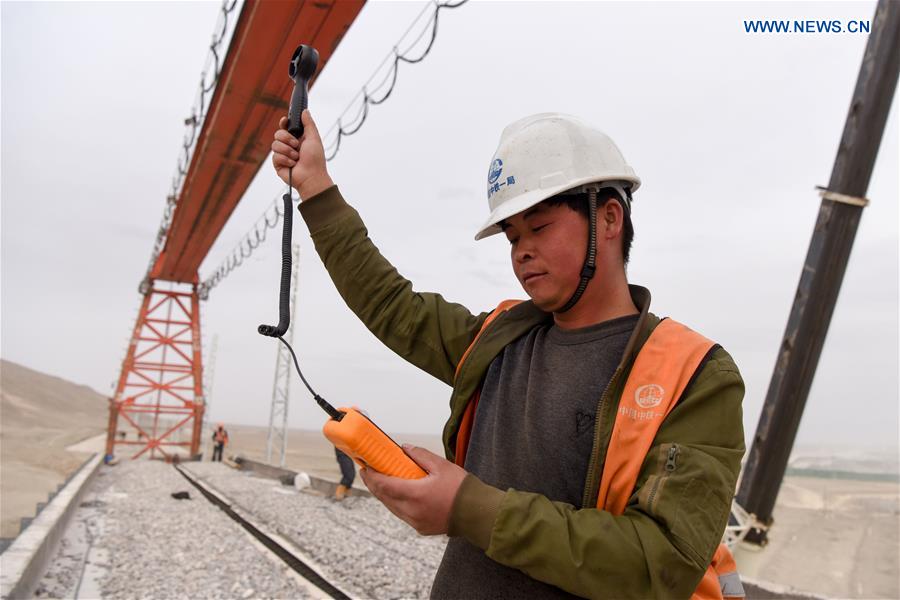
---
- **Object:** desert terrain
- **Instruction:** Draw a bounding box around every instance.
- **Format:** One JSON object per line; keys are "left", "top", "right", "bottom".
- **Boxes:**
{"left": 0, "top": 359, "right": 108, "bottom": 539}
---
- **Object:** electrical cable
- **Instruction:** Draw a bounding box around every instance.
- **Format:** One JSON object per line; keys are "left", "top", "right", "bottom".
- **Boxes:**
{"left": 278, "top": 335, "right": 342, "bottom": 421}
{"left": 323, "top": 0, "right": 469, "bottom": 161}
{"left": 258, "top": 165, "right": 343, "bottom": 422}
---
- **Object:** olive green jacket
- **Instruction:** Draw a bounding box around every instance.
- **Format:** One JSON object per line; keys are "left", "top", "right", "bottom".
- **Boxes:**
{"left": 298, "top": 186, "right": 745, "bottom": 599}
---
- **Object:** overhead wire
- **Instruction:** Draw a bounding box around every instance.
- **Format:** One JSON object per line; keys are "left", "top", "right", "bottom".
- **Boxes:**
{"left": 197, "top": 0, "right": 469, "bottom": 299}
{"left": 322, "top": 0, "right": 468, "bottom": 160}
{"left": 198, "top": 197, "right": 287, "bottom": 299}
{"left": 140, "top": 0, "right": 241, "bottom": 294}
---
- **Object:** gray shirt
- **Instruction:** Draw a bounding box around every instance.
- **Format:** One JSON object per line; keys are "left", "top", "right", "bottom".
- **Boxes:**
{"left": 431, "top": 313, "right": 639, "bottom": 599}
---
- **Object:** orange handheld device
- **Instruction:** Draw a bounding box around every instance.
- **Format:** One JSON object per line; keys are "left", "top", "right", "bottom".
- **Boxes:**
{"left": 323, "top": 408, "right": 426, "bottom": 479}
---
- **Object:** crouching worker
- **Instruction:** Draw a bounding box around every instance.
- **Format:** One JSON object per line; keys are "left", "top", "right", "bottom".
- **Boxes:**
{"left": 271, "top": 110, "right": 746, "bottom": 599}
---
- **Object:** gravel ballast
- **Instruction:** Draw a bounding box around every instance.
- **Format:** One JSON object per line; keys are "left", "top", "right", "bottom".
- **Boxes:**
{"left": 185, "top": 462, "right": 448, "bottom": 599}
{"left": 35, "top": 460, "right": 449, "bottom": 599}
{"left": 35, "top": 461, "right": 318, "bottom": 599}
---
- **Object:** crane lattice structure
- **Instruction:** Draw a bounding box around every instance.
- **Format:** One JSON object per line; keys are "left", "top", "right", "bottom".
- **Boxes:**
{"left": 266, "top": 244, "right": 300, "bottom": 467}
{"left": 105, "top": 0, "right": 366, "bottom": 460}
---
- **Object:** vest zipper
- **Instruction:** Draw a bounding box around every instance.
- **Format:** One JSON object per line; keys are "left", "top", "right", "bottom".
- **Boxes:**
{"left": 581, "top": 367, "right": 622, "bottom": 508}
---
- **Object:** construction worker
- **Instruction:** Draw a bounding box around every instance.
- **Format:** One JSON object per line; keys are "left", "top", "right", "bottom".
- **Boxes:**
{"left": 271, "top": 111, "right": 746, "bottom": 599}
{"left": 333, "top": 447, "right": 356, "bottom": 501}
{"left": 211, "top": 423, "right": 228, "bottom": 462}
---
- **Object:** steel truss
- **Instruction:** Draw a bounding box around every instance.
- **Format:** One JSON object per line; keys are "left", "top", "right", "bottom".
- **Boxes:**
{"left": 106, "top": 282, "right": 204, "bottom": 460}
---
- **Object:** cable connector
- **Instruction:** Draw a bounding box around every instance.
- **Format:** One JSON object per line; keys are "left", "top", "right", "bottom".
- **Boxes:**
{"left": 316, "top": 395, "right": 344, "bottom": 421}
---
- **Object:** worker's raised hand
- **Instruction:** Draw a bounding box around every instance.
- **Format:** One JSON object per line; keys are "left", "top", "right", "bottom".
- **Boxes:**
{"left": 360, "top": 445, "right": 468, "bottom": 536}
{"left": 272, "top": 109, "right": 334, "bottom": 201}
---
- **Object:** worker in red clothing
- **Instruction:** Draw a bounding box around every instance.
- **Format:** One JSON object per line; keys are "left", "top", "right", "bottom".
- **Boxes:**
{"left": 211, "top": 423, "right": 229, "bottom": 462}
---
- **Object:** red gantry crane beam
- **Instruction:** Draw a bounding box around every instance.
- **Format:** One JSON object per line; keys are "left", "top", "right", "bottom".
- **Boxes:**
{"left": 152, "top": 0, "right": 365, "bottom": 284}
{"left": 108, "top": 0, "right": 365, "bottom": 461}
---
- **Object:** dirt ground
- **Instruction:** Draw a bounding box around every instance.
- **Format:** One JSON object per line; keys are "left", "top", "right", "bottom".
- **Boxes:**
{"left": 0, "top": 359, "right": 107, "bottom": 538}
{"left": 735, "top": 475, "right": 899, "bottom": 598}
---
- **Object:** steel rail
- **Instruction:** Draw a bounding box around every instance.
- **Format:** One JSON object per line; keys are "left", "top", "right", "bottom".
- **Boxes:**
{"left": 173, "top": 464, "right": 352, "bottom": 600}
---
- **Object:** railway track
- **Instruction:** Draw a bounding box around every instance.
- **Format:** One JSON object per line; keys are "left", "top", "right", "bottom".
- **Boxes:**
{"left": 174, "top": 464, "right": 353, "bottom": 600}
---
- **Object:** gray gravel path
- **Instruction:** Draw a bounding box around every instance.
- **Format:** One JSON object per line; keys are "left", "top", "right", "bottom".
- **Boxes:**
{"left": 36, "top": 461, "right": 316, "bottom": 599}
{"left": 185, "top": 462, "right": 447, "bottom": 599}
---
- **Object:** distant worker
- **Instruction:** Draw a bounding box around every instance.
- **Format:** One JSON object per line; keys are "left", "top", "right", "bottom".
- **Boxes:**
{"left": 334, "top": 447, "right": 356, "bottom": 501}
{"left": 211, "top": 423, "right": 229, "bottom": 462}
{"left": 272, "top": 112, "right": 746, "bottom": 598}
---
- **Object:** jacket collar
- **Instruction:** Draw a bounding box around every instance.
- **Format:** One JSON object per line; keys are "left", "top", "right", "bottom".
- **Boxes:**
{"left": 503, "top": 284, "right": 654, "bottom": 368}
{"left": 620, "top": 284, "right": 654, "bottom": 370}
{"left": 459, "top": 284, "right": 657, "bottom": 398}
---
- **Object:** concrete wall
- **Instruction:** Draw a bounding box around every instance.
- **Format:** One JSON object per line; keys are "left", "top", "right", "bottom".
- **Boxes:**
{"left": 0, "top": 453, "right": 103, "bottom": 600}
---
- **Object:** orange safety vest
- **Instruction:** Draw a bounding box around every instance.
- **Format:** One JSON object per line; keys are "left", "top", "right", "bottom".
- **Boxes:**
{"left": 214, "top": 429, "right": 229, "bottom": 445}
{"left": 454, "top": 301, "right": 744, "bottom": 600}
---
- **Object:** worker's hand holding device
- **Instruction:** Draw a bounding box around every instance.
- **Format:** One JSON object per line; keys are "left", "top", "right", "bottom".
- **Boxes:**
{"left": 361, "top": 444, "right": 468, "bottom": 536}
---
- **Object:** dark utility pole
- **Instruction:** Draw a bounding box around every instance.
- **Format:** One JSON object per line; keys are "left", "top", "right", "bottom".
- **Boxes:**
{"left": 736, "top": 0, "right": 900, "bottom": 546}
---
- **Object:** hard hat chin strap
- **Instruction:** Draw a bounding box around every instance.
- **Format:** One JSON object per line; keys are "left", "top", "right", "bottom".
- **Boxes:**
{"left": 557, "top": 189, "right": 598, "bottom": 313}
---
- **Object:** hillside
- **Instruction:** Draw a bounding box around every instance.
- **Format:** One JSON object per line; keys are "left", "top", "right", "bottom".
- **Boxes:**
{"left": 0, "top": 359, "right": 108, "bottom": 538}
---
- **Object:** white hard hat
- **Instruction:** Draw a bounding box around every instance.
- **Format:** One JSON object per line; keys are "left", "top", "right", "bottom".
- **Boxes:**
{"left": 475, "top": 113, "right": 641, "bottom": 241}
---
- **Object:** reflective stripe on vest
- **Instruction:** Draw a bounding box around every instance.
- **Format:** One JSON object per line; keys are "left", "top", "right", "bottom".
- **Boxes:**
{"left": 453, "top": 305, "right": 744, "bottom": 599}
{"left": 692, "top": 544, "right": 745, "bottom": 599}
{"left": 712, "top": 544, "right": 745, "bottom": 599}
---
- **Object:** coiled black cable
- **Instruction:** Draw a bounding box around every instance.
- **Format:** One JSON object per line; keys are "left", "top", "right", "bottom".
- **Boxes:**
{"left": 258, "top": 166, "right": 343, "bottom": 421}
{"left": 257, "top": 187, "right": 293, "bottom": 337}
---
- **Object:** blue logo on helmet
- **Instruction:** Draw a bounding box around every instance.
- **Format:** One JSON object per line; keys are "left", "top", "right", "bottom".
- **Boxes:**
{"left": 488, "top": 159, "right": 503, "bottom": 184}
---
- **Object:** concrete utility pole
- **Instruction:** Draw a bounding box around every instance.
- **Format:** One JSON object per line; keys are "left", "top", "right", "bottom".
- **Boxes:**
{"left": 202, "top": 333, "right": 218, "bottom": 458}
{"left": 737, "top": 0, "right": 900, "bottom": 546}
{"left": 266, "top": 243, "right": 300, "bottom": 467}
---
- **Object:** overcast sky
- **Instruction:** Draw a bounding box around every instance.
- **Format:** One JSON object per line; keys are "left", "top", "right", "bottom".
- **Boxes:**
{"left": 2, "top": 1, "right": 897, "bottom": 451}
